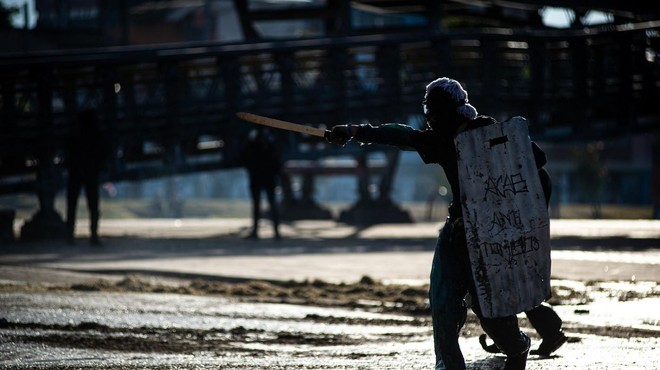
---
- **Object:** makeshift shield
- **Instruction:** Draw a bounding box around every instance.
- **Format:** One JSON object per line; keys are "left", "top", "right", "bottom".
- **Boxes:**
{"left": 455, "top": 117, "right": 551, "bottom": 318}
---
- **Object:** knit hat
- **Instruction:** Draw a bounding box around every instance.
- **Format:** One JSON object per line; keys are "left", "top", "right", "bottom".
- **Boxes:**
{"left": 423, "top": 77, "right": 478, "bottom": 122}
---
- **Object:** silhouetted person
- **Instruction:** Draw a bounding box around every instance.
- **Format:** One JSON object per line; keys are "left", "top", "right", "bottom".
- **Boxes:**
{"left": 326, "top": 77, "right": 545, "bottom": 370}
{"left": 66, "top": 109, "right": 105, "bottom": 246}
{"left": 244, "top": 128, "right": 281, "bottom": 240}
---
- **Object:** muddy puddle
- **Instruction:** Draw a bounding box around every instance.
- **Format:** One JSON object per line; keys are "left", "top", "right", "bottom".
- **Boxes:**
{"left": 1, "top": 276, "right": 659, "bottom": 369}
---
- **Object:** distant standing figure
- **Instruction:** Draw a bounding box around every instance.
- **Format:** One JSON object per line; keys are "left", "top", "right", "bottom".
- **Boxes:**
{"left": 66, "top": 109, "right": 106, "bottom": 245}
{"left": 244, "top": 128, "right": 282, "bottom": 240}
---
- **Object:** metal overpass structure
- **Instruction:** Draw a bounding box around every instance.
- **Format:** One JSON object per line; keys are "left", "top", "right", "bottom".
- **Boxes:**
{"left": 1, "top": 0, "right": 659, "bottom": 238}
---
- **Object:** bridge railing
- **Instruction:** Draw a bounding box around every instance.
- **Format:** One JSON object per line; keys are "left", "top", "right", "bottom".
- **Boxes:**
{"left": 1, "top": 24, "right": 659, "bottom": 195}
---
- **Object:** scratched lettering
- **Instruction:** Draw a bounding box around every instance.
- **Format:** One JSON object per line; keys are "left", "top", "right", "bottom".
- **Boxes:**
{"left": 480, "top": 236, "right": 540, "bottom": 266}
{"left": 488, "top": 209, "right": 524, "bottom": 234}
{"left": 484, "top": 173, "right": 529, "bottom": 199}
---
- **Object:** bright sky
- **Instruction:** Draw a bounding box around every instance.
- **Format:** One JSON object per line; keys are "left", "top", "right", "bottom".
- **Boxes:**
{"left": 1, "top": 1, "right": 613, "bottom": 30}
{"left": 541, "top": 6, "right": 613, "bottom": 28}
{"left": 2, "top": 0, "right": 36, "bottom": 28}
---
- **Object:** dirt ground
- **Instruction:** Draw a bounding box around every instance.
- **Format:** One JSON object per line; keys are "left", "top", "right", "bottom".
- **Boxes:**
{"left": 1, "top": 218, "right": 659, "bottom": 369}
{"left": 2, "top": 272, "right": 659, "bottom": 369}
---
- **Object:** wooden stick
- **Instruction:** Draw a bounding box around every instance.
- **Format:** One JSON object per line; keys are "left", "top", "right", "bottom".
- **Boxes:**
{"left": 236, "top": 112, "right": 328, "bottom": 138}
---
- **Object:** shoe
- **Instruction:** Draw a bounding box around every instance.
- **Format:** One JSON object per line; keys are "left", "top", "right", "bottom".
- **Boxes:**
{"left": 479, "top": 334, "right": 501, "bottom": 353}
{"left": 531, "top": 331, "right": 567, "bottom": 357}
{"left": 503, "top": 335, "right": 530, "bottom": 370}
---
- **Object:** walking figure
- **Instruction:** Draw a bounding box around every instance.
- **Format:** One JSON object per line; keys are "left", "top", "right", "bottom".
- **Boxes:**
{"left": 326, "top": 77, "right": 556, "bottom": 370}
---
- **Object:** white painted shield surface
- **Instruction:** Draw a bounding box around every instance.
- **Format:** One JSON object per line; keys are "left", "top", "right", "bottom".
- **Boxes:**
{"left": 455, "top": 117, "right": 551, "bottom": 318}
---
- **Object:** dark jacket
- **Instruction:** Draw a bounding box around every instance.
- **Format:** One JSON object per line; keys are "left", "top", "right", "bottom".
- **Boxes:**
{"left": 67, "top": 113, "right": 106, "bottom": 180}
{"left": 354, "top": 116, "right": 549, "bottom": 219}
{"left": 244, "top": 132, "right": 282, "bottom": 188}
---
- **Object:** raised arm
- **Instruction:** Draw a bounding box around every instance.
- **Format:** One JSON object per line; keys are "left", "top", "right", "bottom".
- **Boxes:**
{"left": 327, "top": 123, "right": 420, "bottom": 151}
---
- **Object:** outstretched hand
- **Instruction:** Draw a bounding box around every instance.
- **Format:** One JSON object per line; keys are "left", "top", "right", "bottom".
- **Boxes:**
{"left": 325, "top": 125, "right": 353, "bottom": 146}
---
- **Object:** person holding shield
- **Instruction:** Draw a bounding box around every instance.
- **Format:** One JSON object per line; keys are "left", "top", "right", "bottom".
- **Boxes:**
{"left": 325, "top": 77, "right": 551, "bottom": 370}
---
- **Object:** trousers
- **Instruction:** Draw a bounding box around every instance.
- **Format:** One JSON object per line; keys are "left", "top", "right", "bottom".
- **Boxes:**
{"left": 249, "top": 181, "right": 280, "bottom": 237}
{"left": 429, "top": 218, "right": 529, "bottom": 369}
{"left": 66, "top": 174, "right": 100, "bottom": 239}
